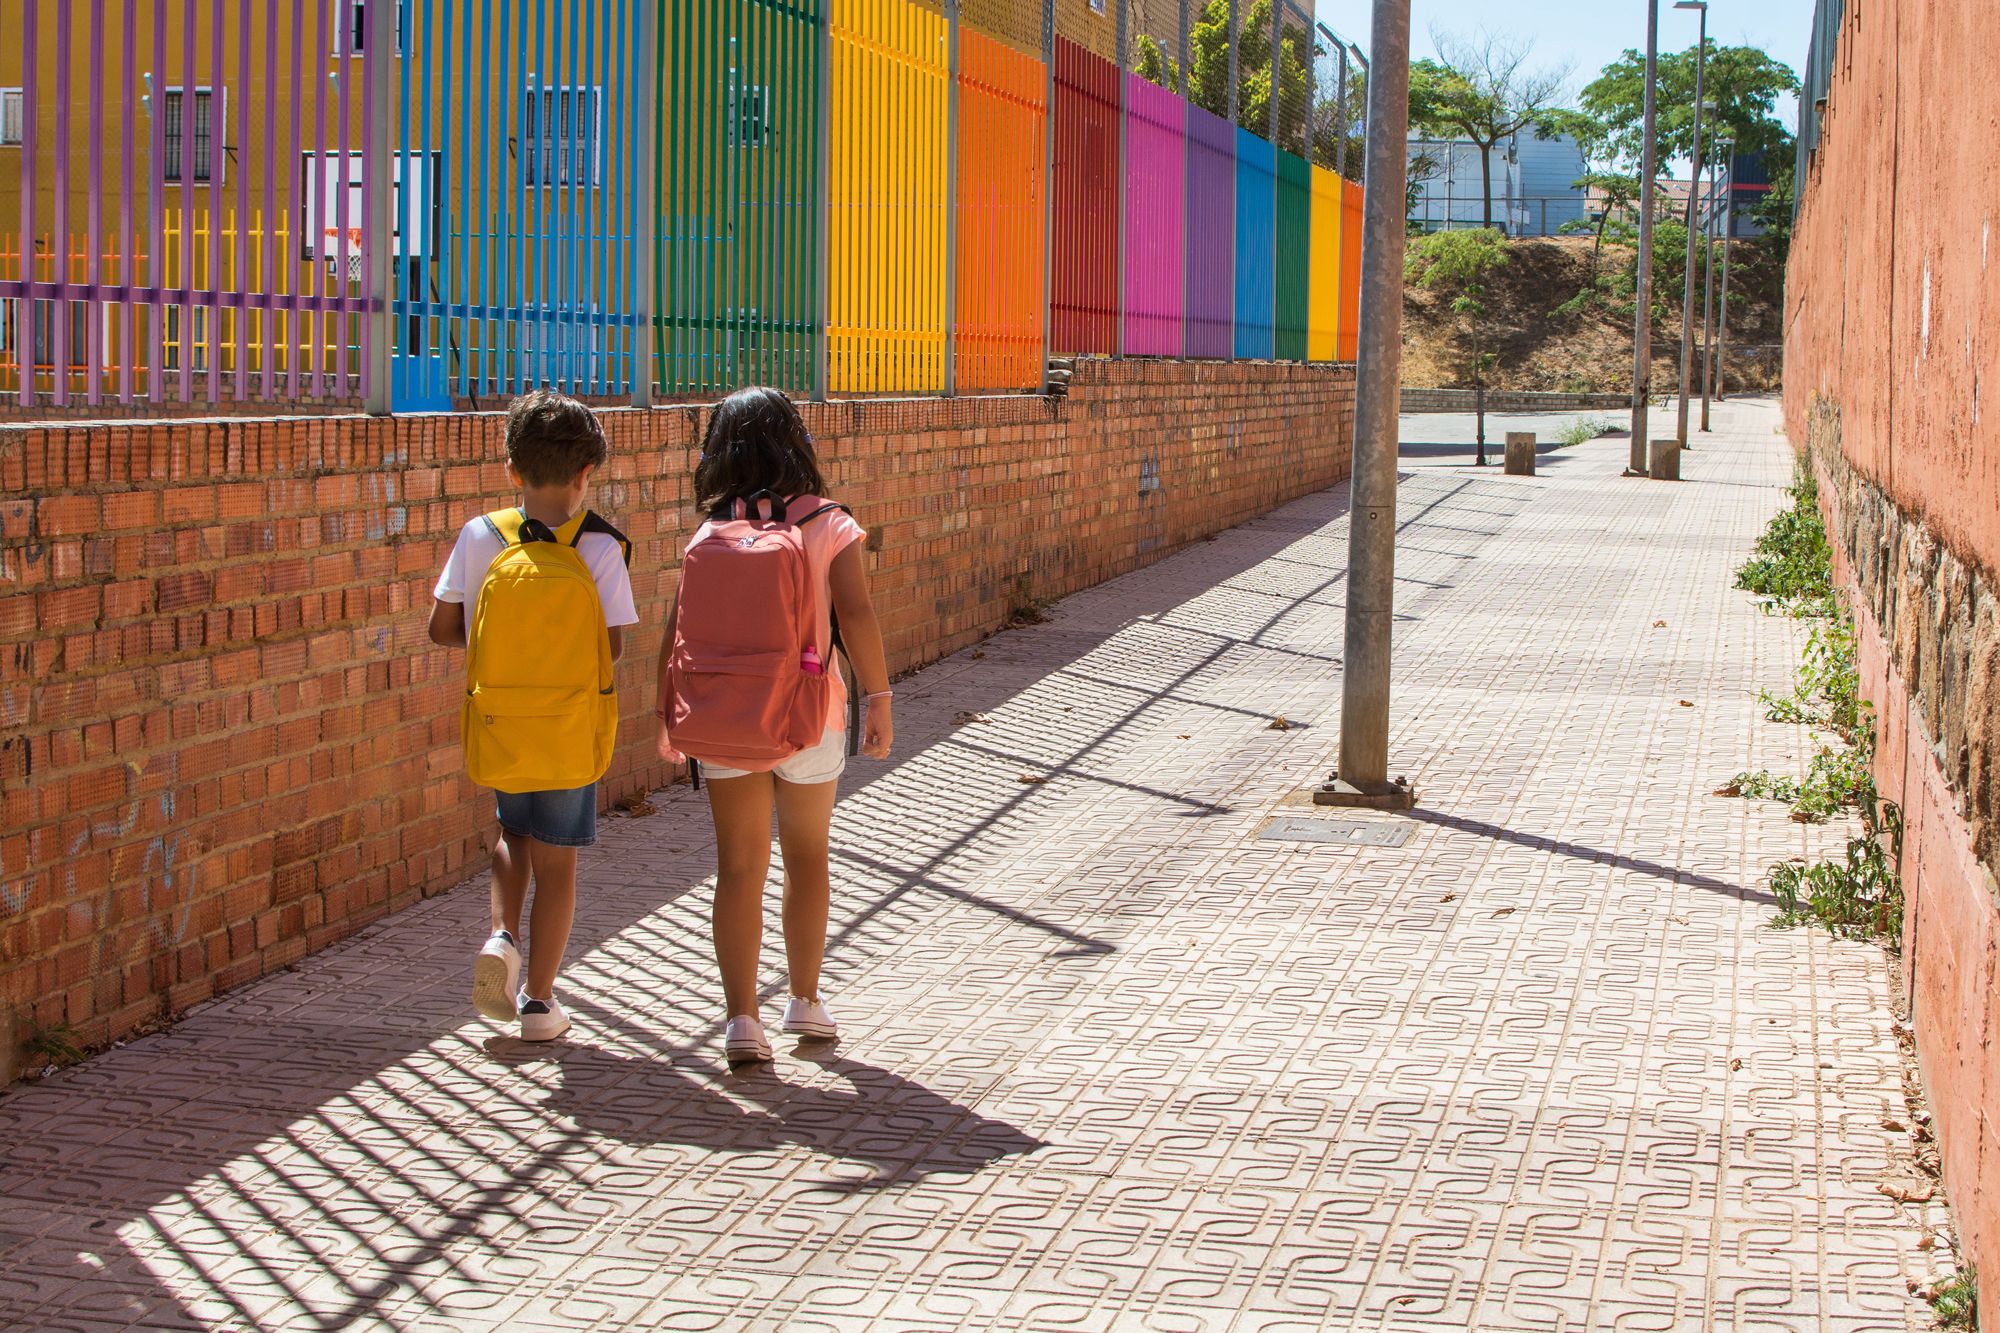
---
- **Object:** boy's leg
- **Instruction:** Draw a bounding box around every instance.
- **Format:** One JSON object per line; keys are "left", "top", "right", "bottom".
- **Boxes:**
{"left": 708, "top": 773, "right": 776, "bottom": 1018}
{"left": 491, "top": 830, "right": 531, "bottom": 937}
{"left": 773, "top": 776, "right": 838, "bottom": 1001}
{"left": 522, "top": 836, "right": 578, "bottom": 1000}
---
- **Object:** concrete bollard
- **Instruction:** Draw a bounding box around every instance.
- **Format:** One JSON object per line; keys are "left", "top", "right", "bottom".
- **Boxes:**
{"left": 1649, "top": 438, "right": 1682, "bottom": 481}
{"left": 1504, "top": 432, "right": 1536, "bottom": 475}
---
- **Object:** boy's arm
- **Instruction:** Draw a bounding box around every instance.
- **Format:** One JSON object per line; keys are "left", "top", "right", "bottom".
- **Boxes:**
{"left": 607, "top": 626, "right": 624, "bottom": 663}
{"left": 428, "top": 598, "right": 467, "bottom": 649}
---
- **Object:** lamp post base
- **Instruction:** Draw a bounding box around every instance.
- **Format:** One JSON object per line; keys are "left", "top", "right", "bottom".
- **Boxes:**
{"left": 1312, "top": 775, "right": 1417, "bottom": 809}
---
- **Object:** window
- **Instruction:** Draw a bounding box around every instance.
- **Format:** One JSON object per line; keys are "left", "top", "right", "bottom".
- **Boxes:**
{"left": 523, "top": 86, "right": 600, "bottom": 187}
{"left": 161, "top": 306, "right": 211, "bottom": 373}
{"left": 162, "top": 88, "right": 226, "bottom": 185}
{"left": 730, "top": 85, "right": 769, "bottom": 148}
{"left": 0, "top": 89, "right": 22, "bottom": 146}
{"left": 336, "top": 0, "right": 407, "bottom": 56}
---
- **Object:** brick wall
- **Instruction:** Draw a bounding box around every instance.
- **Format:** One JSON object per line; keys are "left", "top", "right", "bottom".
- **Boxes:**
{"left": 0, "top": 357, "right": 1355, "bottom": 1078}
{"left": 1786, "top": 2, "right": 2000, "bottom": 1319}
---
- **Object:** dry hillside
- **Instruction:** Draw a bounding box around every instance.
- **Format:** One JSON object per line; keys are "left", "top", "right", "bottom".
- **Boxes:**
{"left": 1402, "top": 233, "right": 1785, "bottom": 394}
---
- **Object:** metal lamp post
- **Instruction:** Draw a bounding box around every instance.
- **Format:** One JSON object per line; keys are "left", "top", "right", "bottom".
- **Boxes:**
{"left": 1716, "top": 136, "right": 1734, "bottom": 400}
{"left": 1317, "top": 0, "right": 1415, "bottom": 811}
{"left": 1699, "top": 129, "right": 1724, "bottom": 430}
{"left": 1672, "top": 0, "right": 1707, "bottom": 449}
{"left": 1629, "top": 0, "right": 1661, "bottom": 475}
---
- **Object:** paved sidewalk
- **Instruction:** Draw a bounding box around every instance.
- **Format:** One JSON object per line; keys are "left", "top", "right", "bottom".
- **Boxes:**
{"left": 0, "top": 399, "right": 1946, "bottom": 1331}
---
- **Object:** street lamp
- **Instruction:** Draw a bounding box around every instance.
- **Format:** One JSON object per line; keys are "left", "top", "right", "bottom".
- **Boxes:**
{"left": 1629, "top": 1, "right": 1661, "bottom": 475}
{"left": 1715, "top": 135, "right": 1735, "bottom": 401}
{"left": 1699, "top": 127, "right": 1725, "bottom": 430}
{"left": 1673, "top": 0, "right": 1707, "bottom": 449}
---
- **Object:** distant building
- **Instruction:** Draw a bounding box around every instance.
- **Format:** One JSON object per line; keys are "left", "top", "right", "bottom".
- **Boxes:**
{"left": 1406, "top": 130, "right": 1588, "bottom": 238}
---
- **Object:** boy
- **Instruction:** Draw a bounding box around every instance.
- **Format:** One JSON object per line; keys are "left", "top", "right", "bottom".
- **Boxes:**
{"left": 428, "top": 390, "right": 638, "bottom": 1040}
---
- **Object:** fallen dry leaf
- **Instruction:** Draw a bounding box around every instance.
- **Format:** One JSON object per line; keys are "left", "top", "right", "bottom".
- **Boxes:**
{"left": 1441, "top": 893, "right": 1457, "bottom": 903}
{"left": 1016, "top": 775, "right": 1047, "bottom": 785}
{"left": 1653, "top": 619, "right": 1667, "bottom": 628}
{"left": 1882, "top": 1118, "right": 1906, "bottom": 1132}
{"left": 613, "top": 796, "right": 657, "bottom": 818}
{"left": 970, "top": 650, "right": 987, "bottom": 660}
{"left": 1678, "top": 699, "right": 1694, "bottom": 708}
{"left": 1714, "top": 783, "right": 1743, "bottom": 797}
{"left": 1267, "top": 716, "right": 1291, "bottom": 731}
{"left": 953, "top": 711, "right": 991, "bottom": 726}
{"left": 1729, "top": 1058, "right": 1743, "bottom": 1071}
{"left": 1177, "top": 734, "right": 1191, "bottom": 740}
{"left": 1879, "top": 1181, "right": 1936, "bottom": 1204}
{"left": 1490, "top": 907, "right": 1516, "bottom": 917}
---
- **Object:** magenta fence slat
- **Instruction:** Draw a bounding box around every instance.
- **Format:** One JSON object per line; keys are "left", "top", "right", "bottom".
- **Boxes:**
{"left": 87, "top": 0, "right": 105, "bottom": 407}
{"left": 1183, "top": 102, "right": 1233, "bottom": 359}
{"left": 52, "top": 1, "right": 70, "bottom": 406}
{"left": 1121, "top": 74, "right": 1185, "bottom": 357}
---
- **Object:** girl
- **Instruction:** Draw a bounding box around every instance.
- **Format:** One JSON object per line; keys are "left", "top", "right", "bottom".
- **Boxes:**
{"left": 657, "top": 387, "right": 894, "bottom": 1067}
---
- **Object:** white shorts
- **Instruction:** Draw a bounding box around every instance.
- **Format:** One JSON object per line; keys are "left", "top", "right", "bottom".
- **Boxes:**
{"left": 701, "top": 725, "right": 848, "bottom": 785}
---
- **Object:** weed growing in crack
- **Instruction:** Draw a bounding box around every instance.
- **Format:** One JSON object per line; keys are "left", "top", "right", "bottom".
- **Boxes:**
{"left": 1726, "top": 462, "right": 1905, "bottom": 941}
{"left": 1925, "top": 1266, "right": 1978, "bottom": 1330}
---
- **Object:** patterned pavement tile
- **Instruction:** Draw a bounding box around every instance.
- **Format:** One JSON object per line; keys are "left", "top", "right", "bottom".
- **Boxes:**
{"left": 0, "top": 400, "right": 1953, "bottom": 1330}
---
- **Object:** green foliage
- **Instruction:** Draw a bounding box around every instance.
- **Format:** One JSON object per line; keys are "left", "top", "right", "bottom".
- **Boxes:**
{"left": 1411, "top": 32, "right": 1570, "bottom": 228}
{"left": 1751, "top": 157, "right": 1796, "bottom": 258}
{"left": 1187, "top": 0, "right": 1316, "bottom": 140}
{"left": 1580, "top": 41, "right": 1801, "bottom": 169}
{"left": 1136, "top": 36, "right": 1182, "bottom": 94}
{"left": 1928, "top": 1268, "right": 1979, "bottom": 1330}
{"left": 1735, "top": 468, "right": 1835, "bottom": 611}
{"left": 1771, "top": 786, "right": 1905, "bottom": 944}
{"left": 1406, "top": 227, "right": 1511, "bottom": 295}
{"left": 1557, "top": 417, "right": 1616, "bottom": 447}
{"left": 26, "top": 1021, "right": 86, "bottom": 1070}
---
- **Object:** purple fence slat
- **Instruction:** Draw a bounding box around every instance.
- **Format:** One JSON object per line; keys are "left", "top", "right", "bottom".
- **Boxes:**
{"left": 17, "top": 0, "right": 36, "bottom": 408}
{"left": 121, "top": 0, "right": 137, "bottom": 404}
{"left": 1184, "top": 102, "right": 1233, "bottom": 359}
{"left": 1121, "top": 75, "right": 1185, "bottom": 357}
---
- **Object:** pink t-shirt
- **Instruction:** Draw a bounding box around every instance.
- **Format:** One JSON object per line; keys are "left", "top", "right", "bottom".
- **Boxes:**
{"left": 690, "top": 495, "right": 866, "bottom": 735}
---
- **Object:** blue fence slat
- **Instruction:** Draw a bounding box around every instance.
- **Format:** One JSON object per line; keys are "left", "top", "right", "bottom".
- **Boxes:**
{"left": 1232, "top": 128, "right": 1274, "bottom": 360}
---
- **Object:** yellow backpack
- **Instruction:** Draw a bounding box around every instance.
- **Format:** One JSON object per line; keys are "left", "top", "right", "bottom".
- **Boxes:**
{"left": 461, "top": 507, "right": 632, "bottom": 794}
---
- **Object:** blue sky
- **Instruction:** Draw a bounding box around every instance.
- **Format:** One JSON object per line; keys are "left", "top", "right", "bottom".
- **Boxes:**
{"left": 1318, "top": 0, "right": 1815, "bottom": 136}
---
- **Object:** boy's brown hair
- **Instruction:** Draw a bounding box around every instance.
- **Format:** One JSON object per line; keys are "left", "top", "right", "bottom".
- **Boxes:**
{"left": 506, "top": 389, "right": 607, "bottom": 488}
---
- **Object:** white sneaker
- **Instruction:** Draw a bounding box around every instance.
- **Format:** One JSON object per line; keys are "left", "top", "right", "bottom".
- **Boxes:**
{"left": 517, "top": 988, "right": 571, "bottom": 1042}
{"left": 472, "top": 931, "right": 521, "bottom": 1023}
{"left": 781, "top": 996, "right": 838, "bottom": 1041}
{"left": 724, "top": 1014, "right": 773, "bottom": 1066}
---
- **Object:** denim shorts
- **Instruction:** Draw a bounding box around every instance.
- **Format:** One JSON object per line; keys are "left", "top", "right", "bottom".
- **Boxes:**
{"left": 495, "top": 782, "right": 598, "bottom": 848}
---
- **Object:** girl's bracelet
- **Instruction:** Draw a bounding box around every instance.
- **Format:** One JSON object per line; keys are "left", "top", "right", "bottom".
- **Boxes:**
{"left": 864, "top": 690, "right": 893, "bottom": 703}
{"left": 653, "top": 708, "right": 668, "bottom": 720}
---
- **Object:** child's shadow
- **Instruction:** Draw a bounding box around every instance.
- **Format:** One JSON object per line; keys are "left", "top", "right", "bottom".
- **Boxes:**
{"left": 510, "top": 1041, "right": 1044, "bottom": 1192}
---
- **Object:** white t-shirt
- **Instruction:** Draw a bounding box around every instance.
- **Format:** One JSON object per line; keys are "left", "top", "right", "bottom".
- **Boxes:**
{"left": 433, "top": 512, "right": 640, "bottom": 628}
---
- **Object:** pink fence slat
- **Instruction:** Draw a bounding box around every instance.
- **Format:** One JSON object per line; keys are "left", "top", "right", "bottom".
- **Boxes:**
{"left": 53, "top": 0, "right": 71, "bottom": 405}
{"left": 120, "top": 0, "right": 137, "bottom": 404}
{"left": 1121, "top": 74, "right": 1186, "bottom": 357}
{"left": 88, "top": 0, "right": 106, "bottom": 406}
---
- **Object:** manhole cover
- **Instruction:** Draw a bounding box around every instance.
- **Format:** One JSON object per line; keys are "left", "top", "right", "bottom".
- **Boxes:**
{"left": 1258, "top": 815, "right": 1413, "bottom": 848}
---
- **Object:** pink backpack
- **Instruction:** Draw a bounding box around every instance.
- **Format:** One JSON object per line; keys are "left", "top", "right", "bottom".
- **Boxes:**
{"left": 664, "top": 492, "right": 849, "bottom": 773}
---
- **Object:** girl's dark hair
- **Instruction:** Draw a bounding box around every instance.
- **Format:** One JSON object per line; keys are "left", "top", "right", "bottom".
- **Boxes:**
{"left": 694, "top": 386, "right": 828, "bottom": 518}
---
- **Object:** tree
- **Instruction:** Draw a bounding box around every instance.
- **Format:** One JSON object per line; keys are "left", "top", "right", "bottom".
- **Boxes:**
{"left": 1410, "top": 28, "right": 1571, "bottom": 229}
{"left": 1578, "top": 42, "right": 1799, "bottom": 172}
{"left": 1407, "top": 228, "right": 1511, "bottom": 459}
{"left": 1186, "top": 0, "right": 1316, "bottom": 143}
{"left": 1312, "top": 59, "right": 1366, "bottom": 179}
{"left": 1137, "top": 36, "right": 1181, "bottom": 94}
{"left": 1537, "top": 108, "right": 1635, "bottom": 277}
{"left": 1751, "top": 156, "right": 1795, "bottom": 255}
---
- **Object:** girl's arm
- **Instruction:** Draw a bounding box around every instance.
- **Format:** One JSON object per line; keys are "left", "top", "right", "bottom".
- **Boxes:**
{"left": 654, "top": 591, "right": 685, "bottom": 767}
{"left": 828, "top": 543, "right": 893, "bottom": 759}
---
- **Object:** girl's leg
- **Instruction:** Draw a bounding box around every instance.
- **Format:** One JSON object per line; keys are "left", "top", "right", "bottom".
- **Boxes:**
{"left": 773, "top": 776, "right": 839, "bottom": 1000}
{"left": 707, "top": 773, "right": 776, "bottom": 1017}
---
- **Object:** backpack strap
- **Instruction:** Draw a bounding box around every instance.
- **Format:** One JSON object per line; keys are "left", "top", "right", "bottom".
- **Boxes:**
{"left": 575, "top": 511, "right": 634, "bottom": 568}
{"left": 483, "top": 508, "right": 528, "bottom": 546}
{"left": 797, "top": 502, "right": 860, "bottom": 754}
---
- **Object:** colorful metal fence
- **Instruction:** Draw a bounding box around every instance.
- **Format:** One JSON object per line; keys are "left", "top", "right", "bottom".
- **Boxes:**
{"left": 1273, "top": 149, "right": 1310, "bottom": 362}
{"left": 1232, "top": 128, "right": 1274, "bottom": 360}
{"left": 1183, "top": 103, "right": 1234, "bottom": 360}
{"left": 1051, "top": 36, "right": 1118, "bottom": 357}
{"left": 0, "top": 0, "right": 1365, "bottom": 416}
